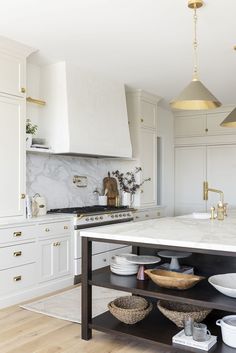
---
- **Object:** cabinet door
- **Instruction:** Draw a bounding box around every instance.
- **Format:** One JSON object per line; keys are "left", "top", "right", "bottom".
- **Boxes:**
{"left": 207, "top": 112, "right": 236, "bottom": 136}
{"left": 140, "top": 128, "right": 157, "bottom": 206}
{"left": 140, "top": 99, "right": 157, "bottom": 130}
{"left": 39, "top": 240, "right": 55, "bottom": 282}
{"left": 175, "top": 114, "right": 207, "bottom": 138}
{"left": 0, "top": 53, "right": 25, "bottom": 97}
{"left": 56, "top": 237, "right": 71, "bottom": 278}
{"left": 0, "top": 96, "right": 25, "bottom": 218}
{"left": 207, "top": 145, "right": 236, "bottom": 207}
{"left": 175, "top": 146, "right": 207, "bottom": 215}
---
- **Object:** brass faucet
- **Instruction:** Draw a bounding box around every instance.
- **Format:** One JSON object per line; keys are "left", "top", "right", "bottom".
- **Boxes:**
{"left": 203, "top": 181, "right": 224, "bottom": 203}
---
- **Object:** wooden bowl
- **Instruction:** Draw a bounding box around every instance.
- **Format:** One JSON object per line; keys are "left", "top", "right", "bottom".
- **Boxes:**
{"left": 145, "top": 269, "right": 204, "bottom": 290}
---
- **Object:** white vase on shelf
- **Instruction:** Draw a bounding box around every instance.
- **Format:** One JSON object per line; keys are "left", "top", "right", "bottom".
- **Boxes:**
{"left": 26, "top": 133, "right": 32, "bottom": 149}
{"left": 121, "top": 192, "right": 131, "bottom": 207}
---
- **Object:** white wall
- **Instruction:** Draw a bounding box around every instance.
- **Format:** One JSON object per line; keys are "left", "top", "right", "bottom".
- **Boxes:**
{"left": 157, "top": 100, "right": 174, "bottom": 216}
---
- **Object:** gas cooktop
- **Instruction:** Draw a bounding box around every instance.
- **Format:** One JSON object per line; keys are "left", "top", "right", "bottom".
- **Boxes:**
{"left": 47, "top": 205, "right": 130, "bottom": 215}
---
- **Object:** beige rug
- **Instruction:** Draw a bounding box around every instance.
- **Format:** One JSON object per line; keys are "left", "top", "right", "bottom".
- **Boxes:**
{"left": 21, "top": 286, "right": 127, "bottom": 323}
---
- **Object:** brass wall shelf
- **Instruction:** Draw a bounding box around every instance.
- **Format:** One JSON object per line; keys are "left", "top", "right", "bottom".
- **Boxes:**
{"left": 26, "top": 97, "right": 46, "bottom": 106}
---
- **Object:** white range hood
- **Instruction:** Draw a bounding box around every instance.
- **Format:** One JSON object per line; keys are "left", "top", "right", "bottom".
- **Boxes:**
{"left": 39, "top": 61, "right": 132, "bottom": 158}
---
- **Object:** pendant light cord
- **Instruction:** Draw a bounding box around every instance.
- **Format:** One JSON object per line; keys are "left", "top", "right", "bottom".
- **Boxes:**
{"left": 193, "top": 5, "right": 199, "bottom": 80}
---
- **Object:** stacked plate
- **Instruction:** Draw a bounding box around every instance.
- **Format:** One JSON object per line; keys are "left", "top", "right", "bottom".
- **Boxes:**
{"left": 110, "top": 254, "right": 139, "bottom": 276}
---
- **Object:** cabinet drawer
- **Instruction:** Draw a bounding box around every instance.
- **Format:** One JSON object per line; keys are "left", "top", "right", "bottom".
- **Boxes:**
{"left": 133, "top": 209, "right": 163, "bottom": 222}
{"left": 109, "top": 246, "right": 132, "bottom": 262}
{"left": 38, "top": 221, "right": 72, "bottom": 238}
{"left": 0, "top": 242, "right": 36, "bottom": 270}
{"left": 0, "top": 225, "right": 37, "bottom": 245}
{"left": 0, "top": 263, "right": 36, "bottom": 295}
{"left": 92, "top": 253, "right": 109, "bottom": 270}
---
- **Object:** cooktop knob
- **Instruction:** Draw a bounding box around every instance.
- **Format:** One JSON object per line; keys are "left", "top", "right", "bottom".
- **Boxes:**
{"left": 95, "top": 217, "right": 99, "bottom": 220}
{"left": 85, "top": 218, "right": 89, "bottom": 221}
{"left": 119, "top": 214, "right": 122, "bottom": 217}
{"left": 90, "top": 217, "right": 94, "bottom": 221}
{"left": 111, "top": 215, "right": 114, "bottom": 218}
{"left": 100, "top": 216, "right": 103, "bottom": 220}
{"left": 115, "top": 214, "right": 118, "bottom": 218}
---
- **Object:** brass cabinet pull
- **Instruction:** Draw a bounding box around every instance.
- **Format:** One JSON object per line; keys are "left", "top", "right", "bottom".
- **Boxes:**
{"left": 13, "top": 276, "right": 22, "bottom": 282}
{"left": 21, "top": 193, "right": 26, "bottom": 199}
{"left": 64, "top": 225, "right": 68, "bottom": 230}
{"left": 57, "top": 242, "right": 61, "bottom": 246}
{"left": 53, "top": 242, "right": 57, "bottom": 246}
{"left": 53, "top": 242, "right": 61, "bottom": 246}
{"left": 145, "top": 214, "right": 149, "bottom": 217}
{"left": 45, "top": 228, "right": 50, "bottom": 232}
{"left": 21, "top": 87, "right": 26, "bottom": 93}
{"left": 13, "top": 251, "right": 22, "bottom": 257}
{"left": 141, "top": 118, "right": 144, "bottom": 123}
{"left": 13, "top": 231, "right": 22, "bottom": 237}
{"left": 141, "top": 190, "right": 144, "bottom": 194}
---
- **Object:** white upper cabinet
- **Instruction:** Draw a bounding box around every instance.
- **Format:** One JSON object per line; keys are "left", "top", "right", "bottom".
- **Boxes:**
{"left": 0, "top": 36, "right": 34, "bottom": 220}
{"left": 174, "top": 107, "right": 236, "bottom": 144}
{"left": 175, "top": 114, "right": 207, "bottom": 138}
{"left": 39, "top": 62, "right": 132, "bottom": 157}
{"left": 126, "top": 90, "right": 161, "bottom": 207}
{"left": 0, "top": 96, "right": 26, "bottom": 218}
{"left": 0, "top": 53, "right": 26, "bottom": 98}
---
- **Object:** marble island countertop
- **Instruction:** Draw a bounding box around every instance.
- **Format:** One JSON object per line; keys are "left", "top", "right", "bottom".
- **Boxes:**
{"left": 81, "top": 212, "right": 236, "bottom": 254}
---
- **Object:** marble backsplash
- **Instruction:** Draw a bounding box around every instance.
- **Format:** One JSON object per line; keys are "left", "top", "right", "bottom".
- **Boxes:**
{"left": 26, "top": 153, "right": 137, "bottom": 210}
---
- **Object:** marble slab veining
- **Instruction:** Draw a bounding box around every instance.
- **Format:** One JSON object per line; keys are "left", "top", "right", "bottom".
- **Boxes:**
{"left": 26, "top": 153, "right": 137, "bottom": 209}
{"left": 81, "top": 213, "right": 236, "bottom": 254}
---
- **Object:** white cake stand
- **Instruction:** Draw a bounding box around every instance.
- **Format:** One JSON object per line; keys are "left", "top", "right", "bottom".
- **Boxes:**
{"left": 125, "top": 255, "right": 161, "bottom": 280}
{"left": 157, "top": 250, "right": 192, "bottom": 271}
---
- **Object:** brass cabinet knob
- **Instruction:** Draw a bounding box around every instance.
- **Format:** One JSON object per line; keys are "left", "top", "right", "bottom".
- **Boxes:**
{"left": 21, "top": 87, "right": 26, "bottom": 93}
{"left": 141, "top": 118, "right": 144, "bottom": 123}
{"left": 21, "top": 193, "right": 26, "bottom": 199}
{"left": 45, "top": 228, "right": 50, "bottom": 232}
{"left": 57, "top": 242, "right": 61, "bottom": 246}
{"left": 13, "top": 231, "right": 22, "bottom": 237}
{"left": 64, "top": 225, "right": 68, "bottom": 230}
{"left": 205, "top": 128, "right": 208, "bottom": 132}
{"left": 13, "top": 275, "right": 22, "bottom": 282}
{"left": 103, "top": 258, "right": 107, "bottom": 262}
{"left": 13, "top": 251, "right": 22, "bottom": 257}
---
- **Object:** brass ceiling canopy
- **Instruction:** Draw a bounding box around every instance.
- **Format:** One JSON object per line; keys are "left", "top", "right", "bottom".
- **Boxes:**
{"left": 170, "top": 0, "right": 222, "bottom": 110}
{"left": 188, "top": 0, "right": 203, "bottom": 9}
{"left": 220, "top": 108, "right": 236, "bottom": 127}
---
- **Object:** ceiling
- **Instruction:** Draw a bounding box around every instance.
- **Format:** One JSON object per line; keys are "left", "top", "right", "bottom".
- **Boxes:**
{"left": 0, "top": 0, "right": 236, "bottom": 104}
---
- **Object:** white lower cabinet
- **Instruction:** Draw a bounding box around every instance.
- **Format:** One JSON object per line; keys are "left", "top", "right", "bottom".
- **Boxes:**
{"left": 0, "top": 263, "right": 36, "bottom": 296}
{"left": 133, "top": 207, "right": 165, "bottom": 222}
{"left": 39, "top": 235, "right": 71, "bottom": 283}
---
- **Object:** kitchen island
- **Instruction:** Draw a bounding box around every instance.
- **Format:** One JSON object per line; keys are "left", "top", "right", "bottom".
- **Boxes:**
{"left": 80, "top": 215, "right": 236, "bottom": 352}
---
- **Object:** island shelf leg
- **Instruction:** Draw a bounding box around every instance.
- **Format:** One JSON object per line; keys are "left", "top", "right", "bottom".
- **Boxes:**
{"left": 81, "top": 237, "right": 92, "bottom": 340}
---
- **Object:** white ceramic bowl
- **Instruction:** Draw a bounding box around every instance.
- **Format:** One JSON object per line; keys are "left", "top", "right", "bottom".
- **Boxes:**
{"left": 208, "top": 273, "right": 236, "bottom": 298}
{"left": 216, "top": 315, "right": 236, "bottom": 348}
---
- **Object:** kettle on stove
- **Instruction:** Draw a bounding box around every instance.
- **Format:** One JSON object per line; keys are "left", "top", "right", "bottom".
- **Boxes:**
{"left": 32, "top": 193, "right": 47, "bottom": 217}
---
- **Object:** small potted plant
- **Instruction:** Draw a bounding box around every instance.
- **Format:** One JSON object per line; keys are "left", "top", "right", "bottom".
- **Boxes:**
{"left": 112, "top": 167, "right": 151, "bottom": 207}
{"left": 26, "top": 119, "right": 38, "bottom": 149}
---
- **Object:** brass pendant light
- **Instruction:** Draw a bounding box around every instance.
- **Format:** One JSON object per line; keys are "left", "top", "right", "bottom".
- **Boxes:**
{"left": 170, "top": 0, "right": 222, "bottom": 110}
{"left": 220, "top": 108, "right": 236, "bottom": 127}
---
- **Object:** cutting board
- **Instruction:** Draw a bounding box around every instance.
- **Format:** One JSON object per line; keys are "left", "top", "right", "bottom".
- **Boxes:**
{"left": 103, "top": 173, "right": 118, "bottom": 206}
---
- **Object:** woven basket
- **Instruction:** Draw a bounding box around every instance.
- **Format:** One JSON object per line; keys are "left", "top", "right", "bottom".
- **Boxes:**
{"left": 157, "top": 300, "right": 212, "bottom": 328}
{"left": 108, "top": 296, "right": 153, "bottom": 324}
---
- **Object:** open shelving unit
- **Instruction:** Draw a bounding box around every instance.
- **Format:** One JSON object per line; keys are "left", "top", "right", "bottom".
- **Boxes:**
{"left": 81, "top": 237, "right": 236, "bottom": 353}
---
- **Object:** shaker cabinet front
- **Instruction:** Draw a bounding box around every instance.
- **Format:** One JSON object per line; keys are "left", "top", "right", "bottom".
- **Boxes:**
{"left": 0, "top": 52, "right": 26, "bottom": 98}
{"left": 0, "top": 96, "right": 26, "bottom": 218}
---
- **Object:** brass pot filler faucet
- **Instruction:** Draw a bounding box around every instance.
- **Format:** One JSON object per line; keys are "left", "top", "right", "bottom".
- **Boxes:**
{"left": 203, "top": 182, "right": 227, "bottom": 220}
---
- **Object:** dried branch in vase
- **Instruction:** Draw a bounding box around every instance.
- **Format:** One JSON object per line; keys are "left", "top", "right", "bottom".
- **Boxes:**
{"left": 112, "top": 167, "right": 151, "bottom": 195}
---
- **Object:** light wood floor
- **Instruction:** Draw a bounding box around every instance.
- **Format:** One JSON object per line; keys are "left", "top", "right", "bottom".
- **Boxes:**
{"left": 0, "top": 289, "right": 163, "bottom": 353}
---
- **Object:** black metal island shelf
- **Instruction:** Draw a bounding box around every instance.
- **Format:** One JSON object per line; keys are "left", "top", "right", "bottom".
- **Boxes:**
{"left": 81, "top": 234, "right": 236, "bottom": 353}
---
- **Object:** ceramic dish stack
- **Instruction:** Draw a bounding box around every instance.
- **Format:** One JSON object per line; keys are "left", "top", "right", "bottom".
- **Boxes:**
{"left": 110, "top": 254, "right": 139, "bottom": 275}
